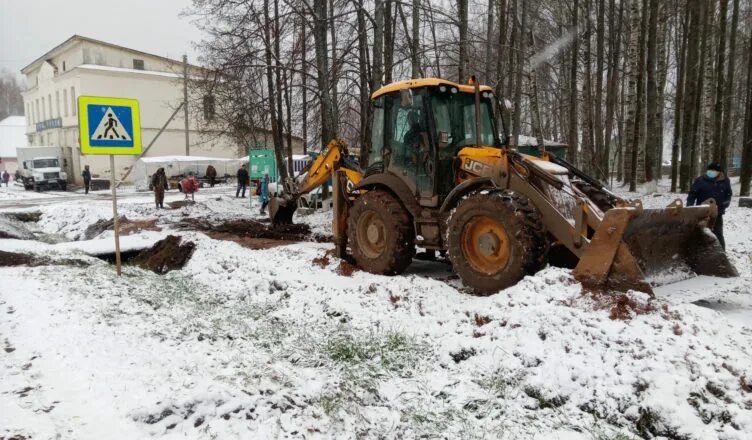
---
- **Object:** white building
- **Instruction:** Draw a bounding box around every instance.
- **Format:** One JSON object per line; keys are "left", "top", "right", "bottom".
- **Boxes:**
{"left": 0, "top": 116, "right": 27, "bottom": 173}
{"left": 20, "top": 35, "right": 241, "bottom": 185}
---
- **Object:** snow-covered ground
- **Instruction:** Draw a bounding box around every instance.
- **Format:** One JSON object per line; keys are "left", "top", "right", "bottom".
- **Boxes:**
{"left": 1, "top": 182, "right": 751, "bottom": 439}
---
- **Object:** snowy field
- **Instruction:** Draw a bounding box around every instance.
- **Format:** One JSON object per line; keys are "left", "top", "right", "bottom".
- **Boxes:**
{"left": 1, "top": 181, "right": 751, "bottom": 440}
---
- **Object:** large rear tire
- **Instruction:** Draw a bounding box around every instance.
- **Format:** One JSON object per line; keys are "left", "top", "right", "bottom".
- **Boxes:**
{"left": 348, "top": 189, "right": 415, "bottom": 275}
{"left": 446, "top": 189, "right": 548, "bottom": 294}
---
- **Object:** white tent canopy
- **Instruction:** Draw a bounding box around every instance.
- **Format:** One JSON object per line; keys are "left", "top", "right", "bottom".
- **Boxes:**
{"left": 132, "top": 155, "right": 246, "bottom": 190}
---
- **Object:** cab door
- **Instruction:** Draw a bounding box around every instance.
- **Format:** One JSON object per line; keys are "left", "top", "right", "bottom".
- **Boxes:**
{"left": 383, "top": 89, "right": 437, "bottom": 206}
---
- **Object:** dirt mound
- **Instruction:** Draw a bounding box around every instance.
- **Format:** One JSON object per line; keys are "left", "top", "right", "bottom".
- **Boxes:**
{"left": 84, "top": 216, "right": 161, "bottom": 240}
{"left": 180, "top": 218, "right": 332, "bottom": 243}
{"left": 3, "top": 211, "right": 42, "bottom": 223}
{"left": 205, "top": 232, "right": 297, "bottom": 250}
{"left": 131, "top": 235, "right": 195, "bottom": 274}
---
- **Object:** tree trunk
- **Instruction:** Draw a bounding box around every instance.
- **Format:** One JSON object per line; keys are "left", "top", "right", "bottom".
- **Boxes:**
{"left": 699, "top": 3, "right": 715, "bottom": 171}
{"left": 603, "top": 0, "right": 623, "bottom": 182}
{"left": 582, "top": 0, "right": 595, "bottom": 175}
{"left": 372, "top": 0, "right": 384, "bottom": 91}
{"left": 384, "top": 0, "right": 394, "bottom": 84}
{"left": 510, "top": 0, "right": 527, "bottom": 148}
{"left": 680, "top": 0, "right": 702, "bottom": 191}
{"left": 411, "top": 0, "right": 421, "bottom": 79}
{"left": 711, "top": 0, "right": 728, "bottom": 163}
{"left": 740, "top": 31, "right": 752, "bottom": 196}
{"left": 671, "top": 5, "right": 689, "bottom": 192}
{"left": 720, "top": 0, "right": 739, "bottom": 171}
{"left": 301, "top": 14, "right": 308, "bottom": 154}
{"left": 624, "top": 0, "right": 640, "bottom": 188}
{"left": 644, "top": 0, "right": 658, "bottom": 182}
{"left": 329, "top": 0, "right": 339, "bottom": 135}
{"left": 594, "top": 0, "right": 605, "bottom": 176}
{"left": 495, "top": 0, "right": 508, "bottom": 131}
{"left": 313, "top": 0, "right": 336, "bottom": 144}
{"left": 264, "top": 0, "right": 287, "bottom": 180}
{"left": 357, "top": 0, "right": 371, "bottom": 166}
{"left": 567, "top": 0, "right": 579, "bottom": 164}
{"left": 529, "top": 31, "right": 545, "bottom": 147}
{"left": 485, "top": 0, "right": 495, "bottom": 82}
{"left": 458, "top": 0, "right": 469, "bottom": 81}
{"left": 654, "top": 2, "right": 668, "bottom": 179}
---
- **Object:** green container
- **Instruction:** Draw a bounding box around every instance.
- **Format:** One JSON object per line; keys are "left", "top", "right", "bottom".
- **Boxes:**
{"left": 248, "top": 148, "right": 277, "bottom": 181}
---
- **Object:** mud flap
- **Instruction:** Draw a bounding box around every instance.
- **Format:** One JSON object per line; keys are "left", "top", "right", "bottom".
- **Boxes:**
{"left": 573, "top": 199, "right": 737, "bottom": 295}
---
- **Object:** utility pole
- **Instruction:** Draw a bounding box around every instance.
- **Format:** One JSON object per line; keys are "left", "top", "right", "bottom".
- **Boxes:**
{"left": 183, "top": 54, "right": 190, "bottom": 156}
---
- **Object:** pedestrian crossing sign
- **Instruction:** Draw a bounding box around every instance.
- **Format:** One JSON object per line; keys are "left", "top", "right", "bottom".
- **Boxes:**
{"left": 78, "top": 96, "right": 142, "bottom": 155}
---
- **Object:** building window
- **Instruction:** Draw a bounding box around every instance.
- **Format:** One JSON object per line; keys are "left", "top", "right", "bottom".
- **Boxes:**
{"left": 71, "top": 87, "right": 76, "bottom": 116}
{"left": 63, "top": 61, "right": 66, "bottom": 71}
{"left": 63, "top": 89, "right": 68, "bottom": 116}
{"left": 203, "top": 95, "right": 215, "bottom": 121}
{"left": 35, "top": 99, "right": 39, "bottom": 122}
{"left": 56, "top": 91, "right": 60, "bottom": 118}
{"left": 133, "top": 59, "right": 144, "bottom": 70}
{"left": 41, "top": 97, "right": 46, "bottom": 120}
{"left": 48, "top": 94, "right": 52, "bottom": 119}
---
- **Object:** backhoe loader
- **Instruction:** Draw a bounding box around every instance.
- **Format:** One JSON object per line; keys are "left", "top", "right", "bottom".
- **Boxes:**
{"left": 272, "top": 77, "right": 737, "bottom": 295}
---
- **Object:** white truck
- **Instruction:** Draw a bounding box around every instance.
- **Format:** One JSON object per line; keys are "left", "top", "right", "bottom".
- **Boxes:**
{"left": 16, "top": 146, "right": 68, "bottom": 191}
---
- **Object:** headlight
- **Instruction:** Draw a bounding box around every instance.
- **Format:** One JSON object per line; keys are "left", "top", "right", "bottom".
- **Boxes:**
{"left": 60, "top": 171, "right": 67, "bottom": 179}
{"left": 32, "top": 173, "right": 43, "bottom": 180}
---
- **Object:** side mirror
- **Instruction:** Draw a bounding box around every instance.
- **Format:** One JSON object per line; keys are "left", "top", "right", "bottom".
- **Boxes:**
{"left": 400, "top": 88, "right": 413, "bottom": 108}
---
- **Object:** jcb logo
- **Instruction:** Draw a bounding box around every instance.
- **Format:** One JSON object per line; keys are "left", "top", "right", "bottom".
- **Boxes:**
{"left": 462, "top": 159, "right": 491, "bottom": 175}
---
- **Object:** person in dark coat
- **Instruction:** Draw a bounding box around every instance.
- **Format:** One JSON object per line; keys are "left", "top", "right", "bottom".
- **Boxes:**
{"left": 205, "top": 165, "right": 217, "bottom": 187}
{"left": 81, "top": 165, "right": 92, "bottom": 194}
{"left": 2, "top": 170, "right": 10, "bottom": 187}
{"left": 687, "top": 161, "right": 733, "bottom": 249}
{"left": 236, "top": 164, "right": 250, "bottom": 198}
{"left": 151, "top": 167, "right": 168, "bottom": 209}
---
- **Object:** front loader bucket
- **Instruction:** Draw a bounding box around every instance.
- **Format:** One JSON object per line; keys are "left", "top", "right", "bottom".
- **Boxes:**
{"left": 573, "top": 199, "right": 738, "bottom": 295}
{"left": 270, "top": 196, "right": 297, "bottom": 225}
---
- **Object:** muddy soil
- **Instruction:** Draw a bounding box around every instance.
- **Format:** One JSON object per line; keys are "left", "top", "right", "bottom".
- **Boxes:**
{"left": 0, "top": 250, "right": 89, "bottom": 268}
{"left": 179, "top": 218, "right": 332, "bottom": 243}
{"left": 205, "top": 232, "right": 298, "bottom": 250}
{"left": 131, "top": 235, "right": 195, "bottom": 274}
{"left": 3, "top": 211, "right": 42, "bottom": 223}
{"left": 84, "top": 216, "right": 161, "bottom": 240}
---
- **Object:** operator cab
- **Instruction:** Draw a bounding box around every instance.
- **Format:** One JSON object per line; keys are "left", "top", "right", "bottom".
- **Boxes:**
{"left": 367, "top": 78, "right": 501, "bottom": 207}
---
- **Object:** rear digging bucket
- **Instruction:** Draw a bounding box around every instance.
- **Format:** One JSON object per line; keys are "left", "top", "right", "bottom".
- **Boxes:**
{"left": 270, "top": 197, "right": 297, "bottom": 225}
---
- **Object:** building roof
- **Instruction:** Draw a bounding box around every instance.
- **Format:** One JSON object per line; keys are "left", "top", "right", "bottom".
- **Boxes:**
{"left": 0, "top": 116, "right": 27, "bottom": 158}
{"left": 20, "top": 35, "right": 201, "bottom": 74}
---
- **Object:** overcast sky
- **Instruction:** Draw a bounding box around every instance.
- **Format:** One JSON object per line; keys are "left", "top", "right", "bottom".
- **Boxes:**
{"left": 0, "top": 0, "right": 203, "bottom": 81}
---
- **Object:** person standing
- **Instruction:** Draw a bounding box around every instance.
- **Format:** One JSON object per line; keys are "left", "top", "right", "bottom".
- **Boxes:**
{"left": 259, "top": 172, "right": 270, "bottom": 214}
{"left": 2, "top": 170, "right": 10, "bottom": 188}
{"left": 236, "top": 164, "right": 249, "bottom": 198}
{"left": 81, "top": 165, "right": 92, "bottom": 194}
{"left": 151, "top": 167, "right": 168, "bottom": 209}
{"left": 205, "top": 165, "right": 217, "bottom": 188}
{"left": 687, "top": 162, "right": 733, "bottom": 249}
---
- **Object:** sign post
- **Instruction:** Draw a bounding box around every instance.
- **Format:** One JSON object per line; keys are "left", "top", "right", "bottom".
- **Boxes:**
{"left": 78, "top": 96, "right": 142, "bottom": 276}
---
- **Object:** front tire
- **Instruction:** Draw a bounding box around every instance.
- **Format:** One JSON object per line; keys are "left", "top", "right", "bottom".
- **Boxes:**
{"left": 348, "top": 189, "right": 415, "bottom": 275}
{"left": 446, "top": 189, "right": 548, "bottom": 294}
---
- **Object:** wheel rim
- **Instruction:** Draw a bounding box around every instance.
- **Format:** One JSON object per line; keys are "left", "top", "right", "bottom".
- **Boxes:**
{"left": 356, "top": 211, "right": 387, "bottom": 259}
{"left": 460, "top": 215, "right": 510, "bottom": 275}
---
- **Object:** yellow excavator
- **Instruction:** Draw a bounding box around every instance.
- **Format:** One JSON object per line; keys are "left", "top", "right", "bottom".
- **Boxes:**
{"left": 271, "top": 77, "right": 737, "bottom": 295}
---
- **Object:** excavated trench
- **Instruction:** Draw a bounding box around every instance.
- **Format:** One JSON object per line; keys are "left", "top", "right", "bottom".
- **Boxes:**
{"left": 178, "top": 218, "right": 332, "bottom": 250}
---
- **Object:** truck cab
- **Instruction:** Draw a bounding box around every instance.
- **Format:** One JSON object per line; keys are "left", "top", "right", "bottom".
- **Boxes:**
{"left": 19, "top": 155, "right": 68, "bottom": 191}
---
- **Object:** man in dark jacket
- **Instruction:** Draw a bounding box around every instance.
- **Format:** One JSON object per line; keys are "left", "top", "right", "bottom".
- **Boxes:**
{"left": 687, "top": 162, "right": 732, "bottom": 249}
{"left": 81, "top": 165, "right": 92, "bottom": 194}
{"left": 151, "top": 167, "right": 168, "bottom": 209}
{"left": 205, "top": 165, "right": 217, "bottom": 187}
{"left": 236, "top": 164, "right": 250, "bottom": 198}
